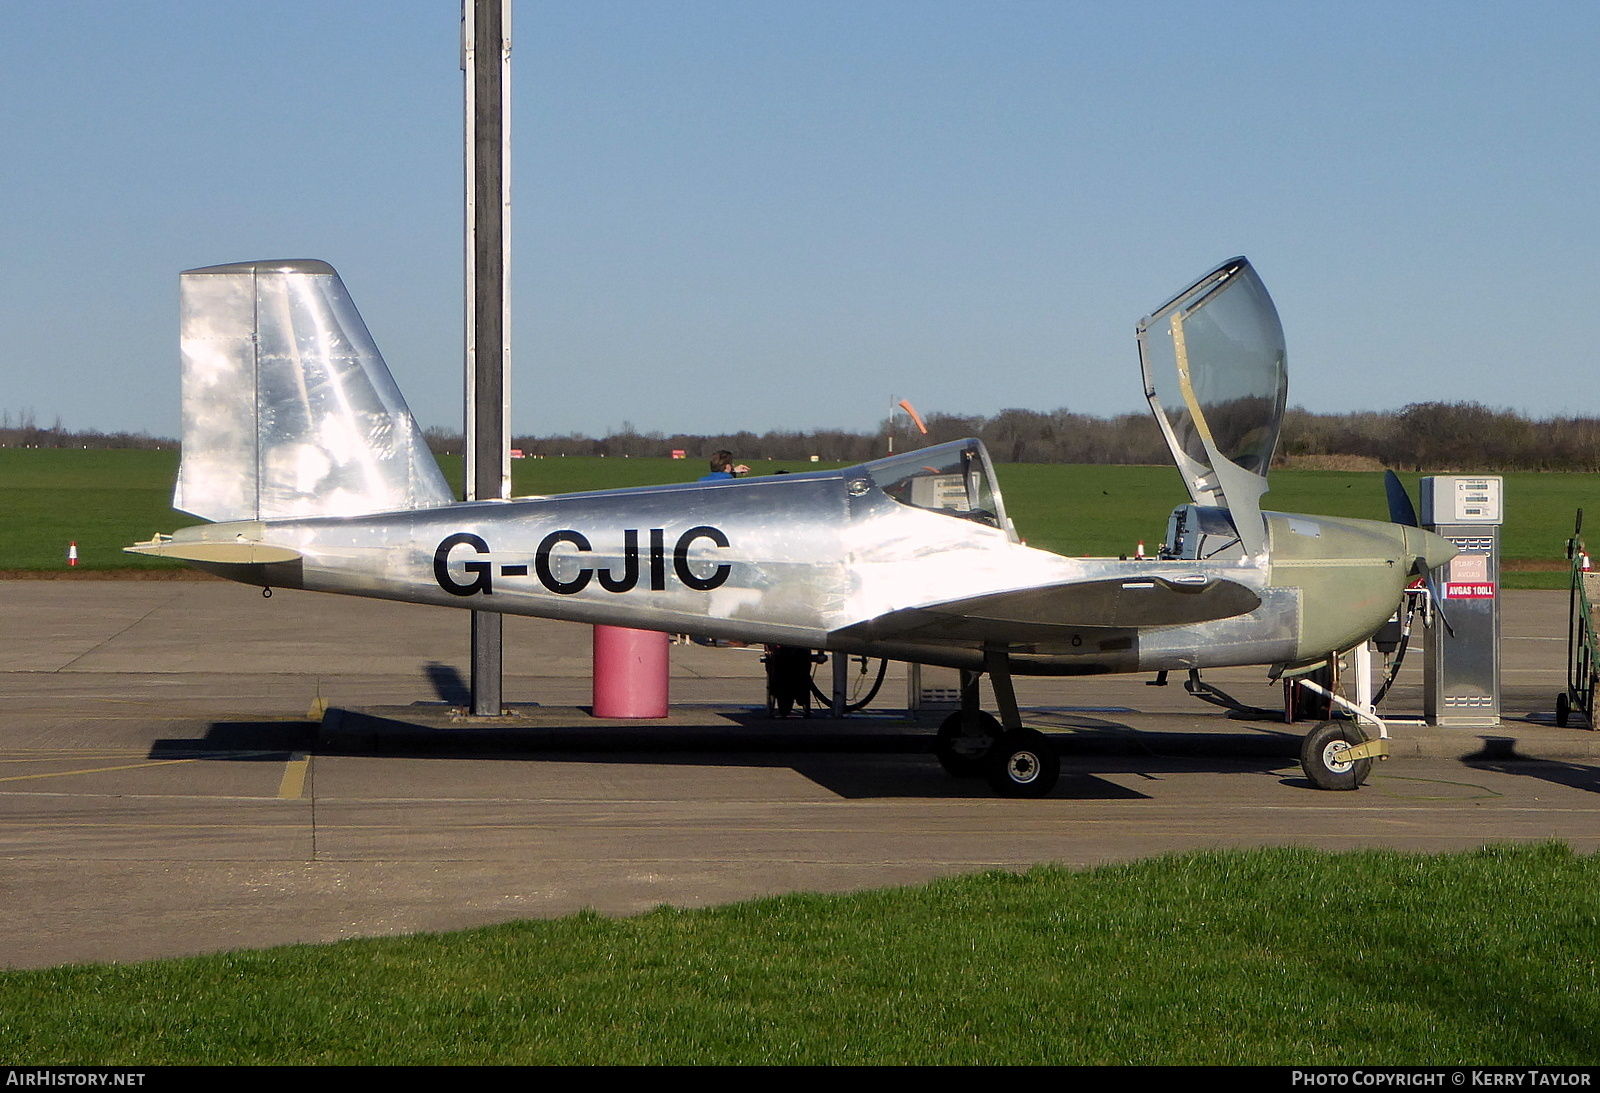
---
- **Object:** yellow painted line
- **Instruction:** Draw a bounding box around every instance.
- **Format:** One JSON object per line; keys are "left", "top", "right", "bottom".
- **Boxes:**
{"left": 0, "top": 758, "right": 202, "bottom": 783}
{"left": 0, "top": 822, "right": 306, "bottom": 830}
{"left": 278, "top": 753, "right": 310, "bottom": 799}
{"left": 0, "top": 750, "right": 287, "bottom": 784}
{"left": 0, "top": 754, "right": 153, "bottom": 763}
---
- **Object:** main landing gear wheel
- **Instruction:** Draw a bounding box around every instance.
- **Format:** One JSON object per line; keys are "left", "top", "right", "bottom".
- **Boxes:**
{"left": 986, "top": 729, "right": 1060, "bottom": 798}
{"left": 935, "top": 710, "right": 1003, "bottom": 777}
{"left": 1300, "top": 720, "right": 1371, "bottom": 791}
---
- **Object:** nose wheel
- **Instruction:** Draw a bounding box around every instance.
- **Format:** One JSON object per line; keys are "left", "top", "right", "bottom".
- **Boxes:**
{"left": 1299, "top": 720, "right": 1372, "bottom": 791}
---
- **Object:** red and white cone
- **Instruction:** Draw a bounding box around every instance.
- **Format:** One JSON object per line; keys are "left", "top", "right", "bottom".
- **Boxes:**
{"left": 1135, "top": 540, "right": 1146, "bottom": 560}
{"left": 67, "top": 541, "right": 78, "bottom": 567}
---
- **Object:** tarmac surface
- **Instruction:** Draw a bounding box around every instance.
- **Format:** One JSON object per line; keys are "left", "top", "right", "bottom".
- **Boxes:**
{"left": 2, "top": 578, "right": 1596, "bottom": 970}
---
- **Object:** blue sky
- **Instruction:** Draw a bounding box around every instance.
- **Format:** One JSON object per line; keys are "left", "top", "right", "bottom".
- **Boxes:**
{"left": 1, "top": 1, "right": 1595, "bottom": 438}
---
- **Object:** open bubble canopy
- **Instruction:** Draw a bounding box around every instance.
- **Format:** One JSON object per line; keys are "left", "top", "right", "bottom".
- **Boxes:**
{"left": 1136, "top": 257, "right": 1287, "bottom": 555}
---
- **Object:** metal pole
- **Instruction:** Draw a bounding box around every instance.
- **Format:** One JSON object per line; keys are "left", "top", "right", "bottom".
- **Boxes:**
{"left": 464, "top": 0, "right": 511, "bottom": 715}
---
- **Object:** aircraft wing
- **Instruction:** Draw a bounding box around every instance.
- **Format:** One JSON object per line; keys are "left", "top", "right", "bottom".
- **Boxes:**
{"left": 843, "top": 574, "right": 1261, "bottom": 647}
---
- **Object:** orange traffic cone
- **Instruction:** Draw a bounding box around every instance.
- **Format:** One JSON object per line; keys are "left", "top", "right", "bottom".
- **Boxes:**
{"left": 67, "top": 541, "right": 78, "bottom": 567}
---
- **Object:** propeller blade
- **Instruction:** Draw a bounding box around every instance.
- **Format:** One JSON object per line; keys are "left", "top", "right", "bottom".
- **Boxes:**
{"left": 1385, "top": 469, "right": 1419, "bottom": 528}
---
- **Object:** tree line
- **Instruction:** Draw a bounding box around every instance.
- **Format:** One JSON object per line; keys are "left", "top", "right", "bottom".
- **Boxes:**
{"left": 10, "top": 401, "right": 1600, "bottom": 471}
{"left": 439, "top": 401, "right": 1600, "bottom": 472}
{"left": 0, "top": 412, "right": 173, "bottom": 451}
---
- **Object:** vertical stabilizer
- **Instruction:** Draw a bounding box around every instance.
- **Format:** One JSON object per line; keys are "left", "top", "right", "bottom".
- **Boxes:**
{"left": 175, "top": 260, "right": 453, "bottom": 522}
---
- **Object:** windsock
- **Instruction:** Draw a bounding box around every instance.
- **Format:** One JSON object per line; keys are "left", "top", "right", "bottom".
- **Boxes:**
{"left": 897, "top": 400, "right": 929, "bottom": 435}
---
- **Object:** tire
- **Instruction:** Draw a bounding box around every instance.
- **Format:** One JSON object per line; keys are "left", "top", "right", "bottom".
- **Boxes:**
{"left": 935, "top": 710, "right": 1003, "bottom": 778}
{"left": 1300, "top": 720, "right": 1371, "bottom": 791}
{"left": 985, "top": 729, "right": 1060, "bottom": 798}
{"left": 1556, "top": 691, "right": 1571, "bottom": 728}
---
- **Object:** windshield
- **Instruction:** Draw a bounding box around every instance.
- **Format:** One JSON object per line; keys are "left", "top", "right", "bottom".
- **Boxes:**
{"left": 863, "top": 440, "right": 1010, "bottom": 532}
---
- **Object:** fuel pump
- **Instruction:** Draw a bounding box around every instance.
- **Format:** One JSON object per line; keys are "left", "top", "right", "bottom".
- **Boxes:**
{"left": 1422, "top": 475, "right": 1503, "bottom": 727}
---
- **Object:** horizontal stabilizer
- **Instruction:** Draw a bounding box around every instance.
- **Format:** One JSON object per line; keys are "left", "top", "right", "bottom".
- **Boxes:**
{"left": 125, "top": 534, "right": 301, "bottom": 565}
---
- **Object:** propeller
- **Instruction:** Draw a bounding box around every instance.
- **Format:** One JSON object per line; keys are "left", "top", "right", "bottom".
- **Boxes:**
{"left": 1384, "top": 469, "right": 1420, "bottom": 529}
{"left": 1384, "top": 470, "right": 1455, "bottom": 636}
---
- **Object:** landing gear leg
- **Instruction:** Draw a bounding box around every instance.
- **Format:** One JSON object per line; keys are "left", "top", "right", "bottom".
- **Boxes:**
{"left": 985, "top": 646, "right": 1023, "bottom": 733}
{"left": 982, "top": 646, "right": 1059, "bottom": 798}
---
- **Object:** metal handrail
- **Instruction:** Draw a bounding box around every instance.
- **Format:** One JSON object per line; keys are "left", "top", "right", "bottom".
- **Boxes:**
{"left": 1564, "top": 510, "right": 1596, "bottom": 728}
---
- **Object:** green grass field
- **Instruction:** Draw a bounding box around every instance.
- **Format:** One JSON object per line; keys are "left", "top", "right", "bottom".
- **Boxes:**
{"left": 1, "top": 449, "right": 1592, "bottom": 586}
{"left": 2, "top": 845, "right": 1596, "bottom": 1065}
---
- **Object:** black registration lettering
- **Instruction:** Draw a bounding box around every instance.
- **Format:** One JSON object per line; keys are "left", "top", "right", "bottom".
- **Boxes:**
{"left": 535, "top": 530, "right": 594, "bottom": 595}
{"left": 436, "top": 527, "right": 731, "bottom": 596}
{"left": 649, "top": 528, "right": 667, "bottom": 591}
{"left": 597, "top": 528, "right": 640, "bottom": 593}
{"left": 434, "top": 532, "right": 493, "bottom": 596}
{"left": 673, "top": 525, "right": 732, "bottom": 591}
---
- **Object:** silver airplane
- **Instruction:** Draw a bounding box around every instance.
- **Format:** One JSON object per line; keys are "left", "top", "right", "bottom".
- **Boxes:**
{"left": 130, "top": 256, "right": 1454, "bottom": 797}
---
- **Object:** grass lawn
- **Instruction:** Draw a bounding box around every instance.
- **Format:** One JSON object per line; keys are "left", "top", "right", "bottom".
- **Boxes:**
{"left": 1, "top": 449, "right": 1593, "bottom": 587}
{"left": 0, "top": 449, "right": 181, "bottom": 571}
{"left": 1, "top": 844, "right": 1596, "bottom": 1065}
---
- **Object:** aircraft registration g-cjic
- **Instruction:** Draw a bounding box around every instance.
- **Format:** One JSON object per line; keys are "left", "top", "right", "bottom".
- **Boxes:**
{"left": 130, "top": 256, "right": 1454, "bottom": 799}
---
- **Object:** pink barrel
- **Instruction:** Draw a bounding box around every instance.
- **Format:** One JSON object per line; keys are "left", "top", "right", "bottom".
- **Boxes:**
{"left": 592, "top": 625, "right": 670, "bottom": 718}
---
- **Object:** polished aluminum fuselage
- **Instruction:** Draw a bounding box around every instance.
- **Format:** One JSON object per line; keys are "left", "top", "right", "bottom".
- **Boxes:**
{"left": 175, "top": 465, "right": 1425, "bottom": 677}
